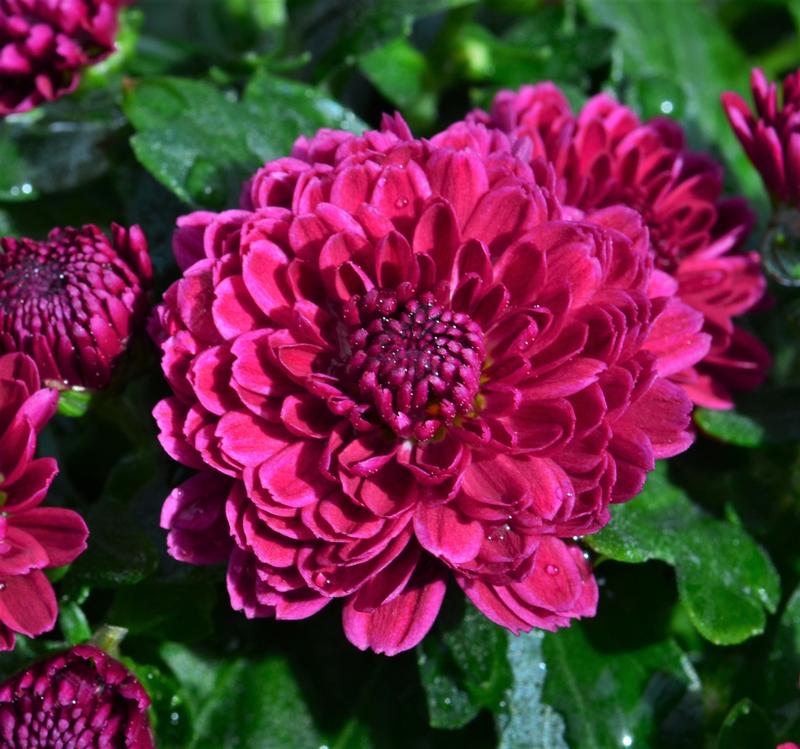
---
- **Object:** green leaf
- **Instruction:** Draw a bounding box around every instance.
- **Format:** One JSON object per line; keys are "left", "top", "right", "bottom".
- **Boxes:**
{"left": 160, "top": 643, "right": 323, "bottom": 749}
{"left": 125, "top": 661, "right": 192, "bottom": 749}
{"left": 290, "top": 0, "right": 476, "bottom": 77}
{"left": 695, "top": 387, "right": 800, "bottom": 447}
{"left": 695, "top": 408, "right": 766, "bottom": 448}
{"left": 124, "top": 77, "right": 264, "bottom": 208}
{"left": 124, "top": 72, "right": 365, "bottom": 209}
{"left": 441, "top": 603, "right": 512, "bottom": 710}
{"left": 243, "top": 70, "right": 367, "bottom": 150}
{"left": 0, "top": 92, "right": 125, "bottom": 203}
{"left": 543, "top": 624, "right": 701, "bottom": 749}
{"left": 767, "top": 583, "right": 800, "bottom": 738}
{"left": 0, "top": 136, "right": 37, "bottom": 201}
{"left": 588, "top": 469, "right": 781, "bottom": 645}
{"left": 58, "top": 389, "right": 93, "bottom": 418}
{"left": 67, "top": 500, "right": 159, "bottom": 590}
{"left": 359, "top": 38, "right": 436, "bottom": 129}
{"left": 717, "top": 699, "right": 775, "bottom": 749}
{"left": 496, "top": 631, "right": 568, "bottom": 749}
{"left": 579, "top": 0, "right": 765, "bottom": 206}
{"left": 131, "top": 0, "right": 284, "bottom": 73}
{"left": 108, "top": 578, "right": 218, "bottom": 642}
{"left": 417, "top": 598, "right": 511, "bottom": 728}
{"left": 58, "top": 599, "right": 92, "bottom": 645}
{"left": 457, "top": 17, "right": 613, "bottom": 91}
{"left": 417, "top": 647, "right": 478, "bottom": 729}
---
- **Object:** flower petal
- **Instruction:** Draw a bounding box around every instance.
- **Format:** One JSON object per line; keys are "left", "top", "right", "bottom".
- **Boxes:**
{"left": 343, "top": 561, "right": 447, "bottom": 655}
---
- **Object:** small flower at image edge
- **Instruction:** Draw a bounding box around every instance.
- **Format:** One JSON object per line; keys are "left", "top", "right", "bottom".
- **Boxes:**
{"left": 723, "top": 67, "right": 800, "bottom": 286}
{"left": 0, "top": 352, "right": 88, "bottom": 650}
{"left": 472, "top": 83, "right": 770, "bottom": 409}
{"left": 0, "top": 224, "right": 152, "bottom": 390}
{"left": 0, "top": 644, "right": 155, "bottom": 748}
{"left": 153, "top": 115, "right": 698, "bottom": 655}
{"left": 722, "top": 68, "right": 800, "bottom": 208}
{"left": 0, "top": 0, "right": 128, "bottom": 116}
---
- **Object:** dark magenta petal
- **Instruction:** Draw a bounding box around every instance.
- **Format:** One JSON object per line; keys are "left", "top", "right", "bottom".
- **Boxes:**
{"left": 0, "top": 645, "right": 154, "bottom": 748}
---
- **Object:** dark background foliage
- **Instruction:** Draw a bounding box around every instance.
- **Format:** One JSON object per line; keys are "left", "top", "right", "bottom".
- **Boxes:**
{"left": 1, "top": 1, "right": 799, "bottom": 747}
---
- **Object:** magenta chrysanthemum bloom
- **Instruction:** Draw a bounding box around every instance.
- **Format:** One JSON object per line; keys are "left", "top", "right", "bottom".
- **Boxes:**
{"left": 0, "top": 0, "right": 127, "bottom": 116}
{"left": 723, "top": 68, "right": 800, "bottom": 207}
{"left": 473, "top": 84, "right": 770, "bottom": 409}
{"left": 0, "top": 224, "right": 152, "bottom": 390}
{"left": 153, "top": 115, "right": 697, "bottom": 655}
{"left": 0, "top": 352, "right": 88, "bottom": 650}
{"left": 0, "top": 644, "right": 154, "bottom": 748}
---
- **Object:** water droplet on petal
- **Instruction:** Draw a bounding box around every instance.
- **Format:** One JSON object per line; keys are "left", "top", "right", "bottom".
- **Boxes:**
{"left": 545, "top": 564, "right": 559, "bottom": 576}
{"left": 313, "top": 571, "right": 331, "bottom": 588}
{"left": 395, "top": 197, "right": 409, "bottom": 209}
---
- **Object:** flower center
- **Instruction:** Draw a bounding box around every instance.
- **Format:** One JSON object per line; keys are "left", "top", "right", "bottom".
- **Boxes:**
{"left": 341, "top": 283, "right": 486, "bottom": 440}
{"left": 4, "top": 669, "right": 124, "bottom": 748}
{"left": 0, "top": 250, "right": 66, "bottom": 306}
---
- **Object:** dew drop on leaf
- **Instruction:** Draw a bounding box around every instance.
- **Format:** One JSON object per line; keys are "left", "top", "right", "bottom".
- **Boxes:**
{"left": 763, "top": 208, "right": 800, "bottom": 287}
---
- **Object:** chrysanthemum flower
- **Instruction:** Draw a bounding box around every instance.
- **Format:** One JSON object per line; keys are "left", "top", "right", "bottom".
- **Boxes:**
{"left": 153, "top": 116, "right": 697, "bottom": 654}
{"left": 0, "top": 0, "right": 127, "bottom": 116}
{"left": 0, "top": 352, "right": 87, "bottom": 650}
{"left": 723, "top": 68, "right": 800, "bottom": 208}
{"left": 0, "top": 224, "right": 152, "bottom": 390}
{"left": 0, "top": 644, "right": 154, "bottom": 748}
{"left": 473, "top": 84, "right": 770, "bottom": 409}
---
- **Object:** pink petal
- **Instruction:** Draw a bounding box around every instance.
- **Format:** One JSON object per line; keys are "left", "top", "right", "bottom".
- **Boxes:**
{"left": 521, "top": 357, "right": 606, "bottom": 399}
{"left": 2, "top": 457, "right": 58, "bottom": 512}
{"left": 242, "top": 239, "right": 293, "bottom": 318}
{"left": 644, "top": 298, "right": 710, "bottom": 378}
{"left": 463, "top": 186, "right": 533, "bottom": 251}
{"left": 0, "top": 526, "right": 48, "bottom": 576}
{"left": 14, "top": 388, "right": 58, "bottom": 434}
{"left": 161, "top": 473, "right": 232, "bottom": 564}
{"left": 375, "top": 231, "right": 416, "bottom": 288}
{"left": 189, "top": 345, "right": 239, "bottom": 416}
{"left": 212, "top": 275, "right": 267, "bottom": 340}
{"left": 216, "top": 411, "right": 291, "bottom": 467}
{"left": 258, "top": 441, "right": 332, "bottom": 507}
{"left": 9, "top": 508, "right": 88, "bottom": 567}
{"left": 152, "top": 398, "right": 205, "bottom": 470}
{"left": 342, "top": 561, "right": 447, "bottom": 655}
{"left": 426, "top": 149, "right": 489, "bottom": 227}
{"left": 414, "top": 502, "right": 484, "bottom": 564}
{"left": 411, "top": 201, "right": 460, "bottom": 272}
{"left": 0, "top": 570, "right": 58, "bottom": 637}
{"left": 493, "top": 237, "right": 546, "bottom": 306}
